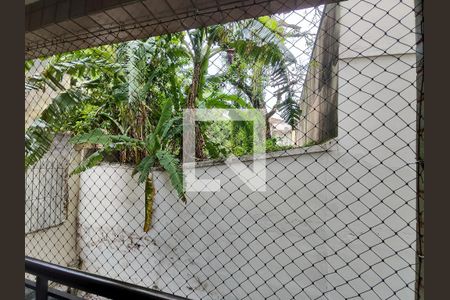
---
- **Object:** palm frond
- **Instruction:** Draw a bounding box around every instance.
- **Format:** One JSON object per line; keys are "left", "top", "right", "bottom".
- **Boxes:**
{"left": 133, "top": 156, "right": 156, "bottom": 184}
{"left": 204, "top": 93, "right": 251, "bottom": 109}
{"left": 278, "top": 94, "right": 302, "bottom": 128}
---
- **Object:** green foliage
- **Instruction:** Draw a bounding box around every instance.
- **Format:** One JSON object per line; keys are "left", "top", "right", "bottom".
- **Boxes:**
{"left": 25, "top": 46, "right": 124, "bottom": 169}
{"left": 202, "top": 94, "right": 251, "bottom": 109}
{"left": 24, "top": 17, "right": 314, "bottom": 229}
{"left": 202, "top": 121, "right": 232, "bottom": 159}
{"left": 25, "top": 90, "right": 85, "bottom": 170}
{"left": 258, "top": 16, "right": 284, "bottom": 37}
{"left": 265, "top": 138, "right": 292, "bottom": 152}
{"left": 156, "top": 150, "right": 185, "bottom": 202}
{"left": 25, "top": 120, "right": 53, "bottom": 169}
{"left": 69, "top": 128, "right": 143, "bottom": 147}
{"left": 278, "top": 95, "right": 302, "bottom": 128}
{"left": 134, "top": 156, "right": 155, "bottom": 184}
{"left": 25, "top": 60, "right": 34, "bottom": 73}
{"left": 70, "top": 151, "right": 104, "bottom": 175}
{"left": 219, "top": 18, "right": 301, "bottom": 128}
{"left": 69, "top": 100, "right": 185, "bottom": 232}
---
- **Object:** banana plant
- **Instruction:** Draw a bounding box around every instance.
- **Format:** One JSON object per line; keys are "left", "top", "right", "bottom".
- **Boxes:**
{"left": 25, "top": 46, "right": 124, "bottom": 169}
{"left": 182, "top": 26, "right": 230, "bottom": 160}
{"left": 69, "top": 99, "right": 185, "bottom": 232}
{"left": 26, "top": 36, "right": 189, "bottom": 232}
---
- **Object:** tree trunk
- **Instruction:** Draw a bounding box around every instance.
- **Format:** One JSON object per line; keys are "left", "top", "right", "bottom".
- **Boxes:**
{"left": 265, "top": 115, "right": 272, "bottom": 139}
{"left": 187, "top": 61, "right": 206, "bottom": 160}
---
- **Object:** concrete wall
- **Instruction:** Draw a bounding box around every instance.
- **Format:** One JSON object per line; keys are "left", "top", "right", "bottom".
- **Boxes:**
{"left": 297, "top": 0, "right": 416, "bottom": 147}
{"left": 76, "top": 0, "right": 417, "bottom": 299}
{"left": 78, "top": 114, "right": 415, "bottom": 300}
{"left": 297, "top": 4, "right": 339, "bottom": 146}
{"left": 322, "top": 0, "right": 417, "bottom": 298}
{"left": 78, "top": 143, "right": 346, "bottom": 300}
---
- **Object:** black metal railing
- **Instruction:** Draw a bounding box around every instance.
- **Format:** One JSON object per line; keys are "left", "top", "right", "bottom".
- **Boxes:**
{"left": 25, "top": 257, "right": 190, "bottom": 300}
{"left": 25, "top": 279, "right": 82, "bottom": 300}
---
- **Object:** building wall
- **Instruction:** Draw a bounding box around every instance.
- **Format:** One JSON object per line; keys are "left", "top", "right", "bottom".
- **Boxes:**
{"left": 78, "top": 120, "right": 415, "bottom": 300}
{"left": 78, "top": 143, "right": 346, "bottom": 300}
{"left": 297, "top": 4, "right": 340, "bottom": 146}
{"left": 323, "top": 0, "right": 417, "bottom": 298}
{"left": 76, "top": 0, "right": 417, "bottom": 299}
{"left": 25, "top": 134, "right": 81, "bottom": 271}
{"left": 297, "top": 0, "right": 416, "bottom": 146}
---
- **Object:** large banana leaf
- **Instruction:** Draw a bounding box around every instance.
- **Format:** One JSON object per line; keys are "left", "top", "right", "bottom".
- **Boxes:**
{"left": 25, "top": 90, "right": 84, "bottom": 169}
{"left": 144, "top": 99, "right": 174, "bottom": 153}
{"left": 69, "top": 128, "right": 143, "bottom": 148}
{"left": 25, "top": 120, "right": 53, "bottom": 169}
{"left": 133, "top": 156, "right": 156, "bottom": 184}
{"left": 156, "top": 150, "right": 186, "bottom": 202}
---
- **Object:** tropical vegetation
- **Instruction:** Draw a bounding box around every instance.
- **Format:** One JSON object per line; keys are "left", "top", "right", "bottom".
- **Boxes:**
{"left": 24, "top": 13, "right": 319, "bottom": 231}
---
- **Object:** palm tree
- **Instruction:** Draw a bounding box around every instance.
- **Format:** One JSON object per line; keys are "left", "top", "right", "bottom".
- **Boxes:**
{"left": 181, "top": 26, "right": 229, "bottom": 160}
{"left": 179, "top": 19, "right": 302, "bottom": 155}
{"left": 215, "top": 17, "right": 302, "bottom": 138}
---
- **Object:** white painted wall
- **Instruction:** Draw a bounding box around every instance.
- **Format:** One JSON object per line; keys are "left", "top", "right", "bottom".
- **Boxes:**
{"left": 324, "top": 55, "right": 416, "bottom": 300}
{"left": 338, "top": 0, "right": 416, "bottom": 59}
{"left": 324, "top": 0, "right": 417, "bottom": 298}
{"left": 78, "top": 143, "right": 349, "bottom": 300}
{"left": 78, "top": 112, "right": 415, "bottom": 300}
{"left": 77, "top": 0, "right": 417, "bottom": 299}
